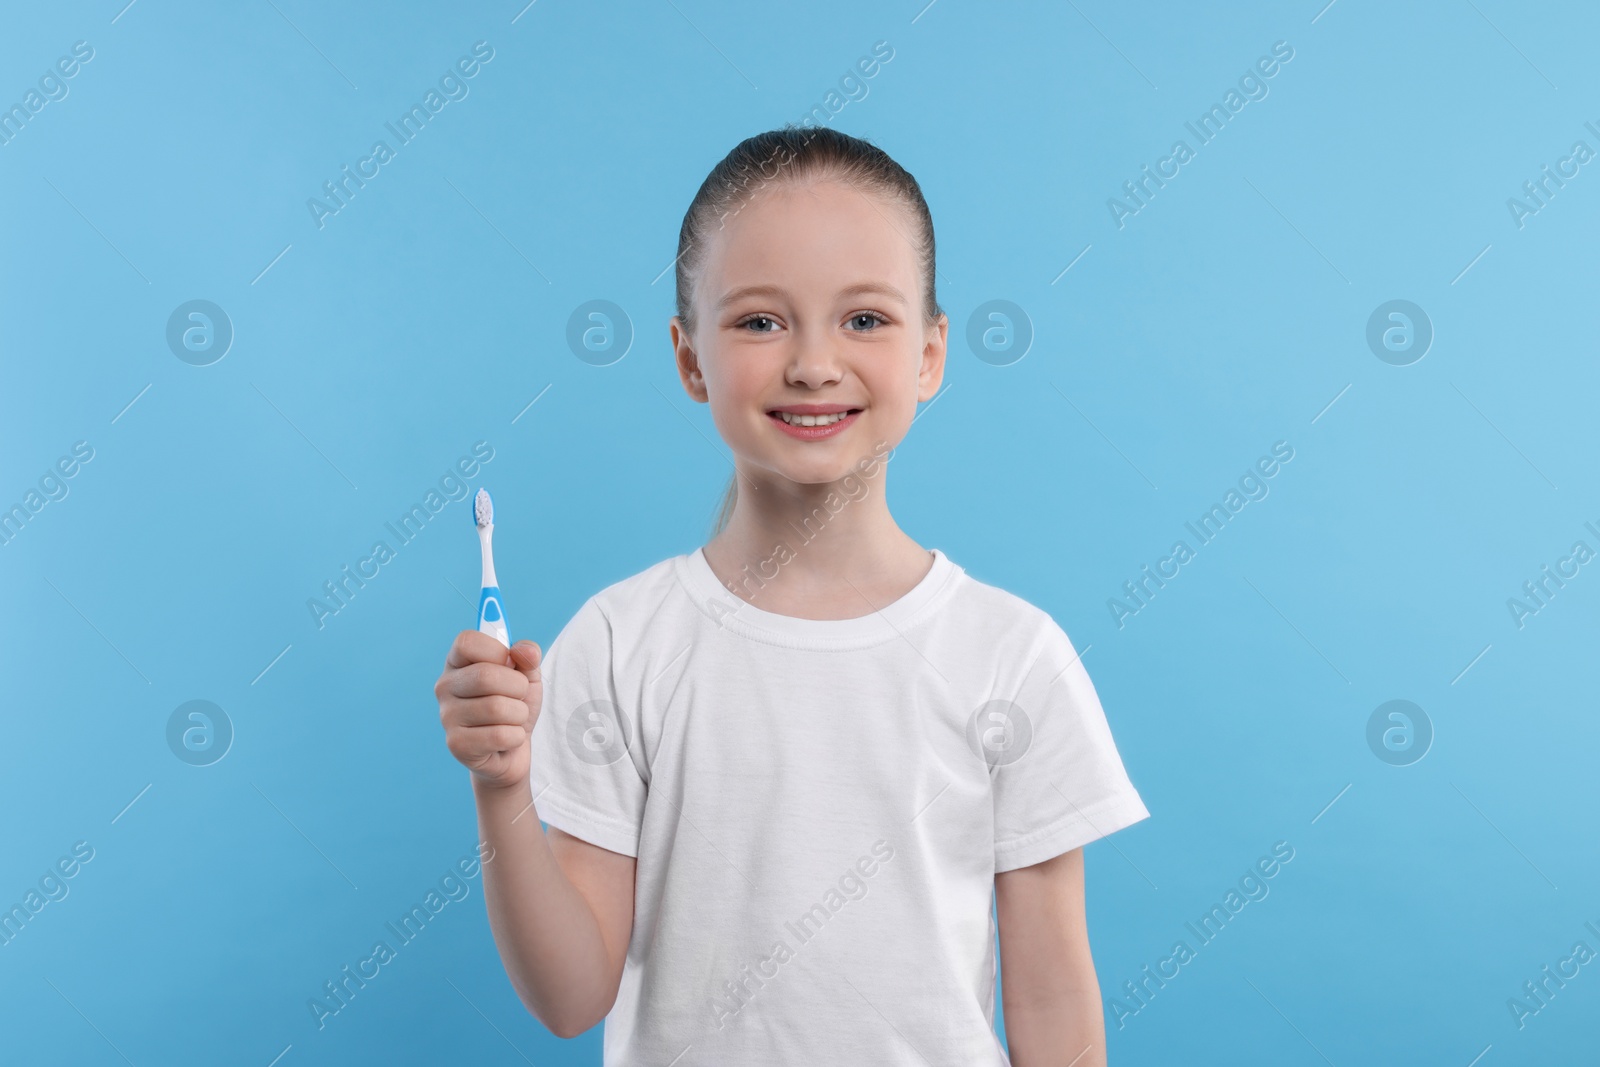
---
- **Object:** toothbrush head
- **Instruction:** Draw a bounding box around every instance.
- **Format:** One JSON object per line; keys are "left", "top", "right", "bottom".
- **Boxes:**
{"left": 474, "top": 488, "right": 494, "bottom": 528}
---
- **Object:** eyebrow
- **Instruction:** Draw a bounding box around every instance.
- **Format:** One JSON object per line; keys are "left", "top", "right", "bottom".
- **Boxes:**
{"left": 714, "top": 281, "right": 910, "bottom": 312}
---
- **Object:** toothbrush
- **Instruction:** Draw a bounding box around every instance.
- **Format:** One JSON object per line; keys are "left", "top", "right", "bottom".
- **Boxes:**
{"left": 474, "top": 488, "right": 510, "bottom": 648}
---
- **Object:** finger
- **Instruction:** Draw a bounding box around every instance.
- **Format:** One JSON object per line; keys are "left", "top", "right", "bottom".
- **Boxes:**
{"left": 508, "top": 639, "right": 542, "bottom": 679}
{"left": 440, "top": 660, "right": 530, "bottom": 700}
{"left": 446, "top": 629, "right": 514, "bottom": 670}
{"left": 448, "top": 694, "right": 530, "bottom": 729}
{"left": 449, "top": 723, "right": 528, "bottom": 762}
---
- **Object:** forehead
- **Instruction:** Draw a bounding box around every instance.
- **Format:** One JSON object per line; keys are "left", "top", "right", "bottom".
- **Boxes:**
{"left": 697, "top": 177, "right": 920, "bottom": 305}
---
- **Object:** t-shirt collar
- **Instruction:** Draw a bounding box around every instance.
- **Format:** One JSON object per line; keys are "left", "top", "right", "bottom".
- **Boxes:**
{"left": 675, "top": 546, "right": 961, "bottom": 650}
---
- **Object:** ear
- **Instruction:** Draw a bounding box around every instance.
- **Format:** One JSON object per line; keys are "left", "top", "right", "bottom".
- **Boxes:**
{"left": 670, "top": 316, "right": 709, "bottom": 403}
{"left": 917, "top": 313, "right": 948, "bottom": 402}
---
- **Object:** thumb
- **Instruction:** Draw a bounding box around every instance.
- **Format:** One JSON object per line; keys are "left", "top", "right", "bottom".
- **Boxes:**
{"left": 508, "top": 639, "right": 541, "bottom": 679}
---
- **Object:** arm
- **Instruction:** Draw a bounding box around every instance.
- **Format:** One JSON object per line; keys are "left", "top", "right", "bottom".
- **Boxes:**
{"left": 474, "top": 781, "right": 637, "bottom": 1037}
{"left": 995, "top": 847, "right": 1106, "bottom": 1067}
{"left": 438, "top": 630, "right": 637, "bottom": 1038}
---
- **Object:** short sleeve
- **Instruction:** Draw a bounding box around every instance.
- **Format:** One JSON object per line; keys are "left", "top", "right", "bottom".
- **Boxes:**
{"left": 990, "top": 618, "right": 1150, "bottom": 873}
{"left": 526, "top": 597, "right": 647, "bottom": 857}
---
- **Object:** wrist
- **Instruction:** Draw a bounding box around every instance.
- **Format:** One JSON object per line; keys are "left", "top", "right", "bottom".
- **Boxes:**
{"left": 471, "top": 771, "right": 531, "bottom": 803}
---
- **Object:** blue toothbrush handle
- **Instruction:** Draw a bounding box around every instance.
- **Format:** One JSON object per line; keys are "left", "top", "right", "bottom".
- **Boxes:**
{"left": 477, "top": 586, "right": 509, "bottom": 648}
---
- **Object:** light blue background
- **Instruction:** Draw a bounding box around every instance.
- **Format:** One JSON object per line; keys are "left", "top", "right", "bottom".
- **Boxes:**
{"left": 3, "top": 0, "right": 1597, "bottom": 1063}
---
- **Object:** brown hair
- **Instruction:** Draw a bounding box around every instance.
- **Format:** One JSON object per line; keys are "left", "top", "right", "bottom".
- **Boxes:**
{"left": 674, "top": 125, "right": 943, "bottom": 537}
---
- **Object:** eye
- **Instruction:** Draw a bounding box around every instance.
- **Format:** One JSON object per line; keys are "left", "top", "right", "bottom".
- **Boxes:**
{"left": 735, "top": 314, "right": 779, "bottom": 333}
{"left": 846, "top": 312, "right": 888, "bottom": 332}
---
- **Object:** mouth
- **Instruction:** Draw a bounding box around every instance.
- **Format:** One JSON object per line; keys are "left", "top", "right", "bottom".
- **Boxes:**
{"left": 766, "top": 406, "right": 863, "bottom": 440}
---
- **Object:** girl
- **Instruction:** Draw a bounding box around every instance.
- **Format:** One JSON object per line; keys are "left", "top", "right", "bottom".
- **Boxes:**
{"left": 435, "top": 126, "right": 1149, "bottom": 1066}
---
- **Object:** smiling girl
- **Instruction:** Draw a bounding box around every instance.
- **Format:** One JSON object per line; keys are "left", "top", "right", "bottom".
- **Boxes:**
{"left": 435, "top": 126, "right": 1150, "bottom": 1065}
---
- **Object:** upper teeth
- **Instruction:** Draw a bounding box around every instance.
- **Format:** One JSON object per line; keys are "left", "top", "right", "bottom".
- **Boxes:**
{"left": 778, "top": 411, "right": 850, "bottom": 426}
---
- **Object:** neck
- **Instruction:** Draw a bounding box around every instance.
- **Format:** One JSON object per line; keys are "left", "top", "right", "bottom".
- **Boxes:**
{"left": 702, "top": 454, "right": 928, "bottom": 614}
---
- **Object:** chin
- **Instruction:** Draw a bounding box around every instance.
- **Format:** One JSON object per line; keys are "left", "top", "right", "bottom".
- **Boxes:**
{"left": 765, "top": 456, "right": 857, "bottom": 487}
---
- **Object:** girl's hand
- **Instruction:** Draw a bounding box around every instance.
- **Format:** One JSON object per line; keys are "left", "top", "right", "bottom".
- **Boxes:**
{"left": 436, "top": 630, "right": 543, "bottom": 790}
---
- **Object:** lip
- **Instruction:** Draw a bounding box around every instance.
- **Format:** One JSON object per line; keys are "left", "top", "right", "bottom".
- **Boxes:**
{"left": 768, "top": 403, "right": 858, "bottom": 415}
{"left": 767, "top": 407, "right": 861, "bottom": 441}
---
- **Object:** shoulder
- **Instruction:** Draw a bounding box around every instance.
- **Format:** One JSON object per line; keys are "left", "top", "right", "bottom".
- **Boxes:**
{"left": 588, "top": 553, "right": 684, "bottom": 616}
{"left": 941, "top": 558, "right": 1077, "bottom": 663}
{"left": 945, "top": 559, "right": 1061, "bottom": 635}
{"left": 556, "top": 553, "right": 699, "bottom": 645}
{"left": 543, "top": 554, "right": 688, "bottom": 664}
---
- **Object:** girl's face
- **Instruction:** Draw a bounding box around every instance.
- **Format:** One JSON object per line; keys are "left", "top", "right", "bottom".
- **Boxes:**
{"left": 671, "top": 177, "right": 947, "bottom": 489}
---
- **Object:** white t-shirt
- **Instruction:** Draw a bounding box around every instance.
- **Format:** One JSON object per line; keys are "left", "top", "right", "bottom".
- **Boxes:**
{"left": 526, "top": 547, "right": 1150, "bottom": 1065}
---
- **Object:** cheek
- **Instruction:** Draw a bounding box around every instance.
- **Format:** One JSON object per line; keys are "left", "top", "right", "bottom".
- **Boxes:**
{"left": 867, "top": 346, "right": 923, "bottom": 406}
{"left": 701, "top": 354, "right": 773, "bottom": 431}
{"left": 705, "top": 350, "right": 769, "bottom": 404}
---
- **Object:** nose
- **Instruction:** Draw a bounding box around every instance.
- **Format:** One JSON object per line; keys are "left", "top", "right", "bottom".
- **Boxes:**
{"left": 784, "top": 325, "right": 844, "bottom": 389}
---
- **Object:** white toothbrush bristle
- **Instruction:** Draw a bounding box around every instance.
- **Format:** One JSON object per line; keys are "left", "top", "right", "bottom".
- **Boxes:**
{"left": 474, "top": 488, "right": 493, "bottom": 527}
